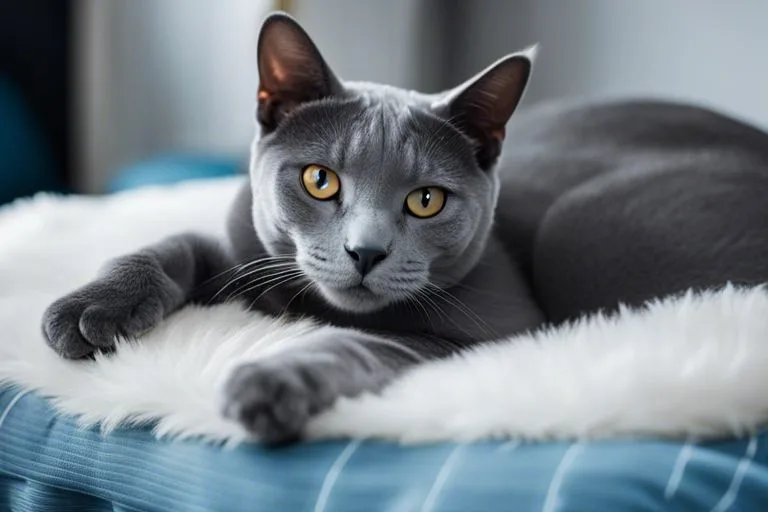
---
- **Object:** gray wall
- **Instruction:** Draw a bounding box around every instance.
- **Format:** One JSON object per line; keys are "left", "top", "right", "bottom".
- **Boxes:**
{"left": 76, "top": 0, "right": 443, "bottom": 192}
{"left": 76, "top": 0, "right": 271, "bottom": 192}
{"left": 75, "top": 1, "right": 768, "bottom": 192}
{"left": 293, "top": 0, "right": 446, "bottom": 91}
{"left": 448, "top": 0, "right": 768, "bottom": 129}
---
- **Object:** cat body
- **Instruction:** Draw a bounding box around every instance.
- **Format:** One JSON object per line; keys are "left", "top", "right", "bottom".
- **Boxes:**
{"left": 495, "top": 100, "right": 768, "bottom": 320}
{"left": 42, "top": 13, "right": 768, "bottom": 443}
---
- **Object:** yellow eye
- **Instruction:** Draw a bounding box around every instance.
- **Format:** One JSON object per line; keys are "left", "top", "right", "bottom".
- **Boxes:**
{"left": 405, "top": 187, "right": 446, "bottom": 218}
{"left": 301, "top": 164, "right": 340, "bottom": 200}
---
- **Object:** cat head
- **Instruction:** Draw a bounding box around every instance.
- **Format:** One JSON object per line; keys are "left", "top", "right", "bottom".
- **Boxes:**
{"left": 249, "top": 12, "right": 535, "bottom": 313}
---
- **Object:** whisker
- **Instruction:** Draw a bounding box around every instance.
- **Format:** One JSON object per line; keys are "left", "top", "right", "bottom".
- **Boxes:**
{"left": 208, "top": 256, "right": 295, "bottom": 304}
{"left": 413, "top": 288, "right": 450, "bottom": 333}
{"left": 247, "top": 273, "right": 306, "bottom": 309}
{"left": 426, "top": 283, "right": 499, "bottom": 340}
{"left": 198, "top": 261, "right": 245, "bottom": 288}
{"left": 228, "top": 269, "right": 304, "bottom": 303}
{"left": 404, "top": 294, "right": 434, "bottom": 331}
{"left": 416, "top": 287, "right": 479, "bottom": 341}
{"left": 281, "top": 280, "right": 315, "bottom": 314}
{"left": 226, "top": 262, "right": 298, "bottom": 289}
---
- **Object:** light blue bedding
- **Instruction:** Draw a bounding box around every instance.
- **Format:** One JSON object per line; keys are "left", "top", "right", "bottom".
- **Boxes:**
{"left": 1, "top": 386, "right": 766, "bottom": 511}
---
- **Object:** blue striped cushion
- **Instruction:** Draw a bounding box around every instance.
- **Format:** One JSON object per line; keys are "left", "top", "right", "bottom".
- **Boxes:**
{"left": 1, "top": 387, "right": 766, "bottom": 511}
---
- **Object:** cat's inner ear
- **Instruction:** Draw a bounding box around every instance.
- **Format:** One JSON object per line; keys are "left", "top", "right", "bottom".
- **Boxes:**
{"left": 435, "top": 47, "right": 536, "bottom": 170}
{"left": 257, "top": 13, "right": 341, "bottom": 133}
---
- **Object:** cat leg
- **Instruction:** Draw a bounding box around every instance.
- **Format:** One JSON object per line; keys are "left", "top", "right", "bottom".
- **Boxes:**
{"left": 221, "top": 328, "right": 445, "bottom": 444}
{"left": 42, "top": 232, "right": 234, "bottom": 359}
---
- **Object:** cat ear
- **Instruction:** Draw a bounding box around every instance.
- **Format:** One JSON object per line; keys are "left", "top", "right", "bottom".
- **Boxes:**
{"left": 256, "top": 13, "right": 342, "bottom": 133}
{"left": 434, "top": 46, "right": 537, "bottom": 170}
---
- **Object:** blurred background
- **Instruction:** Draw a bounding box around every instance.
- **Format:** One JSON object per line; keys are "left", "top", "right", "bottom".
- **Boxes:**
{"left": 1, "top": 0, "right": 767, "bottom": 204}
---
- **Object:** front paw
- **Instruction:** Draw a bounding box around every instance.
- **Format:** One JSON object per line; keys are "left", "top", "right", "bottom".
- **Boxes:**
{"left": 222, "top": 360, "right": 334, "bottom": 444}
{"left": 42, "top": 256, "right": 172, "bottom": 359}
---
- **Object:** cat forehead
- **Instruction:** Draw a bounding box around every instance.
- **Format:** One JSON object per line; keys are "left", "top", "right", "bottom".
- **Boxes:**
{"left": 275, "top": 91, "right": 474, "bottom": 177}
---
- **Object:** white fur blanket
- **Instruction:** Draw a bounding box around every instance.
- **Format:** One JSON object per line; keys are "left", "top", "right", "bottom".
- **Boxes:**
{"left": 1, "top": 177, "right": 767, "bottom": 445}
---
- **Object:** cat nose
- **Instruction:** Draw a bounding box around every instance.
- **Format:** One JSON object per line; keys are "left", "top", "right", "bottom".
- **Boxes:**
{"left": 345, "top": 245, "right": 388, "bottom": 277}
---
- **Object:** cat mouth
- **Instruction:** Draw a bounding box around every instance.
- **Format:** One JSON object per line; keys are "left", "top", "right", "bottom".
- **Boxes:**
{"left": 316, "top": 282, "right": 389, "bottom": 313}
{"left": 338, "top": 283, "right": 379, "bottom": 301}
{"left": 350, "top": 282, "right": 373, "bottom": 293}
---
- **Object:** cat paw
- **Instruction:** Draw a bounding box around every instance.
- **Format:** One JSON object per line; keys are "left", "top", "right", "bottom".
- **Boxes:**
{"left": 42, "top": 256, "right": 172, "bottom": 359}
{"left": 222, "top": 360, "right": 333, "bottom": 444}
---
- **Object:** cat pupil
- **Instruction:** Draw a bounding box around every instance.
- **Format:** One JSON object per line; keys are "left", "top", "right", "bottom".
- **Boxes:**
{"left": 421, "top": 189, "right": 431, "bottom": 207}
{"left": 315, "top": 170, "right": 328, "bottom": 189}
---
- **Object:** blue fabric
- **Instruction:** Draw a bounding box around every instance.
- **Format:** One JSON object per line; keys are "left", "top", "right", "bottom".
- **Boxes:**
{"left": 1, "top": 386, "right": 767, "bottom": 512}
{"left": 0, "top": 77, "right": 60, "bottom": 205}
{"left": 108, "top": 155, "right": 242, "bottom": 193}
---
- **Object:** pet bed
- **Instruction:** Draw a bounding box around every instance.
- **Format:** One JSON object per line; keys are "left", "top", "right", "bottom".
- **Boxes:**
{"left": 2, "top": 389, "right": 767, "bottom": 511}
{"left": 1, "top": 177, "right": 767, "bottom": 511}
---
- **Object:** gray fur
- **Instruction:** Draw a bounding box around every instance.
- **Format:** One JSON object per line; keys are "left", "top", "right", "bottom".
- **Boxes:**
{"left": 223, "top": 327, "right": 418, "bottom": 444}
{"left": 42, "top": 13, "right": 768, "bottom": 443}
{"left": 43, "top": 233, "right": 232, "bottom": 359}
{"left": 496, "top": 100, "right": 768, "bottom": 321}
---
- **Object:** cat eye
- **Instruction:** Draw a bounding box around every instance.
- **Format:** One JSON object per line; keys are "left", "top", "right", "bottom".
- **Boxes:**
{"left": 405, "top": 187, "right": 446, "bottom": 218}
{"left": 302, "top": 164, "right": 340, "bottom": 200}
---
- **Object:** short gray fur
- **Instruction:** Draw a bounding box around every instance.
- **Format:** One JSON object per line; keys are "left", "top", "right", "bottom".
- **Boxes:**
{"left": 42, "top": 13, "right": 768, "bottom": 443}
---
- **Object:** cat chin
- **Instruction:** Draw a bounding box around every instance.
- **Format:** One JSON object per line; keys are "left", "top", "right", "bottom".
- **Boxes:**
{"left": 316, "top": 283, "right": 391, "bottom": 314}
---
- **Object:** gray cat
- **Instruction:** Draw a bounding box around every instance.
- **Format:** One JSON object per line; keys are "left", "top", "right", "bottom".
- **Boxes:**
{"left": 42, "top": 13, "right": 768, "bottom": 444}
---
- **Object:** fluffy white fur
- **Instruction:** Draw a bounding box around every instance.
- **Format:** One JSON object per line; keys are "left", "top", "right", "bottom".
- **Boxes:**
{"left": 1, "top": 177, "right": 766, "bottom": 445}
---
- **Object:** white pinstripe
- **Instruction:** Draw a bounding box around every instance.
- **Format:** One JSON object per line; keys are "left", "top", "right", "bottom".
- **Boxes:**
{"left": 0, "top": 389, "right": 30, "bottom": 428}
{"left": 541, "top": 443, "right": 584, "bottom": 512}
{"left": 665, "top": 441, "right": 695, "bottom": 500}
{"left": 314, "top": 440, "right": 361, "bottom": 512}
{"left": 498, "top": 440, "right": 522, "bottom": 452}
{"left": 421, "top": 444, "right": 465, "bottom": 512}
{"left": 710, "top": 436, "right": 759, "bottom": 512}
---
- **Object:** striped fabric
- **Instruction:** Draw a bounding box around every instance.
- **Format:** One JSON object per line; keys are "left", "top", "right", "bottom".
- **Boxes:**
{"left": 1, "top": 387, "right": 767, "bottom": 511}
